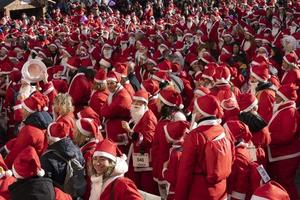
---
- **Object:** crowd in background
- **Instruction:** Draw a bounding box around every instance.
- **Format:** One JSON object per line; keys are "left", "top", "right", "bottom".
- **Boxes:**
{"left": 0, "top": 0, "right": 299, "bottom": 199}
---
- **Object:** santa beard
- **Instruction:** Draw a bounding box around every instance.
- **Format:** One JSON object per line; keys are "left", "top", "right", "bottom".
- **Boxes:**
{"left": 89, "top": 175, "right": 103, "bottom": 200}
{"left": 130, "top": 104, "right": 146, "bottom": 124}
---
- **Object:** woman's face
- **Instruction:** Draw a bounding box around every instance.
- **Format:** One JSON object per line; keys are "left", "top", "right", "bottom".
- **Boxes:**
{"left": 92, "top": 156, "right": 110, "bottom": 175}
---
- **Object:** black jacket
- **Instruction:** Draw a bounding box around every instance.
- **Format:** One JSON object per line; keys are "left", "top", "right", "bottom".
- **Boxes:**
{"left": 40, "top": 137, "right": 85, "bottom": 188}
{"left": 9, "top": 177, "right": 55, "bottom": 200}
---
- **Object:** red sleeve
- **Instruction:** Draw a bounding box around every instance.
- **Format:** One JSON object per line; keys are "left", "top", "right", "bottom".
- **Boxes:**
{"left": 175, "top": 132, "right": 200, "bottom": 200}
{"left": 163, "top": 149, "right": 181, "bottom": 186}
{"left": 134, "top": 113, "right": 157, "bottom": 149}
{"left": 116, "top": 178, "right": 143, "bottom": 200}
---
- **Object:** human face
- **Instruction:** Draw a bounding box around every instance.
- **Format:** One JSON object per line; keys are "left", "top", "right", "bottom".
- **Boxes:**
{"left": 92, "top": 156, "right": 110, "bottom": 175}
{"left": 249, "top": 75, "right": 258, "bottom": 84}
{"left": 156, "top": 98, "right": 163, "bottom": 112}
{"left": 107, "top": 80, "right": 118, "bottom": 93}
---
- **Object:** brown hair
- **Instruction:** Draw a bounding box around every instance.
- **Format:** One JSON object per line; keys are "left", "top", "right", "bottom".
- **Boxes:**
{"left": 54, "top": 93, "right": 74, "bottom": 116}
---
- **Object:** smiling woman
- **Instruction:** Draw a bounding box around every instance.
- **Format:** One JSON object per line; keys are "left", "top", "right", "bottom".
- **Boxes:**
{"left": 88, "top": 139, "right": 143, "bottom": 200}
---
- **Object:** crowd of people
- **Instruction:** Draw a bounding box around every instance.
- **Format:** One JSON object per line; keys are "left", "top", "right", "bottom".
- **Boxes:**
{"left": 0, "top": 0, "right": 299, "bottom": 199}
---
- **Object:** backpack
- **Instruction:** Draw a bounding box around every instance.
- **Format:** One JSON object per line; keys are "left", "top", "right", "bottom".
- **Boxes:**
{"left": 45, "top": 149, "right": 87, "bottom": 199}
{"left": 200, "top": 125, "right": 233, "bottom": 184}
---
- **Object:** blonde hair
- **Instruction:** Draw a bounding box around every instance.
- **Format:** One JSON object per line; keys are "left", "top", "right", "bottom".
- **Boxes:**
{"left": 54, "top": 93, "right": 74, "bottom": 116}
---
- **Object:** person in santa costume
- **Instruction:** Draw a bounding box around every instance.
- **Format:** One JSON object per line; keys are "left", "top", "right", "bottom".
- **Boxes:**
{"left": 281, "top": 53, "right": 300, "bottom": 108}
{"left": 114, "top": 63, "right": 135, "bottom": 97}
{"left": 162, "top": 120, "right": 190, "bottom": 200}
{"left": 225, "top": 120, "right": 263, "bottom": 200}
{"left": 151, "top": 86, "right": 185, "bottom": 198}
{"left": 267, "top": 84, "right": 300, "bottom": 200}
{"left": 74, "top": 117, "right": 102, "bottom": 175}
{"left": 9, "top": 146, "right": 72, "bottom": 200}
{"left": 175, "top": 95, "right": 233, "bottom": 200}
{"left": 141, "top": 79, "right": 160, "bottom": 119}
{"left": 52, "top": 93, "right": 76, "bottom": 139}
{"left": 250, "top": 180, "right": 290, "bottom": 200}
{"left": 89, "top": 139, "right": 142, "bottom": 200}
{"left": 40, "top": 120, "right": 85, "bottom": 199}
{"left": 4, "top": 92, "right": 52, "bottom": 168}
{"left": 249, "top": 64, "right": 275, "bottom": 123}
{"left": 89, "top": 69, "right": 109, "bottom": 118}
{"left": 0, "top": 155, "right": 15, "bottom": 200}
{"left": 121, "top": 89, "right": 158, "bottom": 195}
{"left": 67, "top": 56, "right": 93, "bottom": 114}
{"left": 238, "top": 93, "right": 271, "bottom": 167}
{"left": 100, "top": 71, "right": 132, "bottom": 153}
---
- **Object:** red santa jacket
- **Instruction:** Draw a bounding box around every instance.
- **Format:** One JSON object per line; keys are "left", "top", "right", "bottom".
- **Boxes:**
{"left": 89, "top": 89, "right": 109, "bottom": 118}
{"left": 40, "top": 81, "right": 58, "bottom": 113}
{"left": 129, "top": 109, "right": 157, "bottom": 172}
{"left": 52, "top": 79, "right": 68, "bottom": 94}
{"left": 256, "top": 88, "right": 275, "bottom": 123}
{"left": 227, "top": 146, "right": 262, "bottom": 200}
{"left": 148, "top": 96, "right": 160, "bottom": 119}
{"left": 162, "top": 144, "right": 182, "bottom": 200}
{"left": 267, "top": 101, "right": 300, "bottom": 163}
{"left": 99, "top": 176, "right": 142, "bottom": 200}
{"left": 151, "top": 119, "right": 172, "bottom": 183}
{"left": 5, "top": 125, "right": 46, "bottom": 168}
{"left": 68, "top": 73, "right": 92, "bottom": 114}
{"left": 101, "top": 85, "right": 132, "bottom": 145}
{"left": 175, "top": 118, "right": 231, "bottom": 200}
{"left": 281, "top": 69, "right": 300, "bottom": 107}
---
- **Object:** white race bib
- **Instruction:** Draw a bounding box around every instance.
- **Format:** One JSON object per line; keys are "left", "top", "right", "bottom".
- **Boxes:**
{"left": 132, "top": 153, "right": 150, "bottom": 168}
{"left": 257, "top": 164, "right": 271, "bottom": 183}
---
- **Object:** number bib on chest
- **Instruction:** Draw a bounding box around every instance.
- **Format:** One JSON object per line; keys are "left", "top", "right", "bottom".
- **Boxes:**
{"left": 132, "top": 153, "right": 150, "bottom": 168}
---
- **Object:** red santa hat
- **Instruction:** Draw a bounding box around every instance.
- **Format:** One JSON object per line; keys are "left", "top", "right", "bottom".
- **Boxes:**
{"left": 114, "top": 63, "right": 128, "bottom": 77}
{"left": 159, "top": 87, "right": 183, "bottom": 109}
{"left": 106, "top": 71, "right": 121, "bottom": 83}
{"left": 94, "top": 69, "right": 107, "bottom": 83}
{"left": 152, "top": 71, "right": 170, "bottom": 83}
{"left": 201, "top": 63, "right": 216, "bottom": 81}
{"left": 12, "top": 146, "right": 45, "bottom": 179}
{"left": 76, "top": 118, "right": 99, "bottom": 138}
{"left": 250, "top": 65, "right": 270, "bottom": 82}
{"left": 155, "top": 60, "right": 172, "bottom": 72}
{"left": 0, "top": 155, "right": 12, "bottom": 178}
{"left": 47, "top": 122, "right": 70, "bottom": 142}
{"left": 251, "top": 181, "right": 289, "bottom": 200}
{"left": 237, "top": 93, "right": 258, "bottom": 113}
{"left": 194, "top": 95, "right": 221, "bottom": 117}
{"left": 93, "top": 139, "right": 126, "bottom": 162}
{"left": 77, "top": 106, "right": 100, "bottom": 125}
{"left": 22, "top": 92, "right": 49, "bottom": 113}
{"left": 220, "top": 97, "right": 239, "bottom": 111}
{"left": 194, "top": 86, "right": 210, "bottom": 96}
{"left": 200, "top": 53, "right": 215, "bottom": 65}
{"left": 133, "top": 89, "right": 149, "bottom": 104}
{"left": 283, "top": 53, "right": 299, "bottom": 68}
{"left": 141, "top": 79, "right": 160, "bottom": 96}
{"left": 66, "top": 56, "right": 80, "bottom": 70}
{"left": 214, "top": 66, "right": 231, "bottom": 84}
{"left": 185, "top": 53, "right": 198, "bottom": 66}
{"left": 163, "top": 120, "right": 190, "bottom": 143}
{"left": 224, "top": 120, "right": 252, "bottom": 143}
{"left": 277, "top": 84, "right": 298, "bottom": 101}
